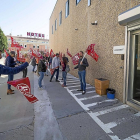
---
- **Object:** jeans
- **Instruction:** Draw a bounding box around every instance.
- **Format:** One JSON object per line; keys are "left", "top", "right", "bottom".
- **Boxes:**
{"left": 50, "top": 68, "right": 59, "bottom": 81}
{"left": 23, "top": 68, "right": 27, "bottom": 78}
{"left": 78, "top": 70, "right": 86, "bottom": 91}
{"left": 38, "top": 72, "right": 44, "bottom": 88}
{"left": 46, "top": 69, "right": 49, "bottom": 75}
{"left": 62, "top": 71, "right": 67, "bottom": 85}
{"left": 8, "top": 74, "right": 14, "bottom": 89}
{"left": 32, "top": 65, "right": 36, "bottom": 72}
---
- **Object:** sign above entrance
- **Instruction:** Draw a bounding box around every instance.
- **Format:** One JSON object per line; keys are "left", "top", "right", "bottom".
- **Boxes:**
{"left": 27, "top": 32, "right": 45, "bottom": 38}
{"left": 113, "top": 45, "right": 125, "bottom": 54}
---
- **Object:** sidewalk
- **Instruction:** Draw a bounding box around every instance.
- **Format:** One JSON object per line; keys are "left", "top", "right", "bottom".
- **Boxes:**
{"left": 0, "top": 65, "right": 140, "bottom": 140}
{"left": 44, "top": 69, "right": 140, "bottom": 140}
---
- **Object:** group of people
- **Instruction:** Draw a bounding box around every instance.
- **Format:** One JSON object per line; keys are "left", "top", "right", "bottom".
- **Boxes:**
{"left": 31, "top": 51, "right": 89, "bottom": 95}
{"left": 0, "top": 49, "right": 89, "bottom": 96}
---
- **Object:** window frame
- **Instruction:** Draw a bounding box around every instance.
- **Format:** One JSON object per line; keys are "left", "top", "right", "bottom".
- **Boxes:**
{"left": 65, "top": 0, "right": 69, "bottom": 18}
{"left": 52, "top": 25, "right": 54, "bottom": 34}
{"left": 59, "top": 11, "right": 62, "bottom": 25}
{"left": 88, "top": 0, "right": 91, "bottom": 6}
{"left": 76, "top": 0, "right": 81, "bottom": 5}
{"left": 55, "top": 19, "right": 57, "bottom": 30}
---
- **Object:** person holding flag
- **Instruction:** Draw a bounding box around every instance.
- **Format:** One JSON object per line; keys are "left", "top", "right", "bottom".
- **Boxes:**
{"left": 50, "top": 53, "right": 60, "bottom": 82}
{"left": 74, "top": 51, "right": 89, "bottom": 95}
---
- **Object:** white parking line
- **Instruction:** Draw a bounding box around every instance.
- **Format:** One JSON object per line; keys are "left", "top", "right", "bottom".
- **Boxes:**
{"left": 85, "top": 99, "right": 118, "bottom": 108}
{"left": 80, "top": 95, "right": 100, "bottom": 101}
{"left": 105, "top": 112, "right": 140, "bottom": 129}
{"left": 124, "top": 133, "right": 140, "bottom": 140}
{"left": 70, "top": 87, "right": 94, "bottom": 91}
{"left": 92, "top": 104, "right": 129, "bottom": 117}
{"left": 74, "top": 90, "right": 96, "bottom": 96}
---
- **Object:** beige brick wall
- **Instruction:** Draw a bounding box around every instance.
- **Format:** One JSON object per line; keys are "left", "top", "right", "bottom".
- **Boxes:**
{"left": 49, "top": 0, "right": 140, "bottom": 101}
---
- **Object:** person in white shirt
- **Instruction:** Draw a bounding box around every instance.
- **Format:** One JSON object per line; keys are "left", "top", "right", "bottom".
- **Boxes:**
{"left": 50, "top": 53, "right": 60, "bottom": 82}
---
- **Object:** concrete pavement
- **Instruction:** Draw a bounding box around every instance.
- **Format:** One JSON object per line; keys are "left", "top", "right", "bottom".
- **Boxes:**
{"left": 0, "top": 63, "right": 140, "bottom": 140}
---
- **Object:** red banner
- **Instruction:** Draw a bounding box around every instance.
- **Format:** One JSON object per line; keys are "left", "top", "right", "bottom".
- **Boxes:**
{"left": 32, "top": 49, "right": 43, "bottom": 59}
{"left": 50, "top": 49, "right": 55, "bottom": 57}
{"left": 11, "top": 37, "right": 24, "bottom": 50}
{"left": 86, "top": 44, "right": 99, "bottom": 62}
{"left": 4, "top": 49, "right": 9, "bottom": 57}
{"left": 67, "top": 48, "right": 72, "bottom": 57}
{"left": 71, "top": 53, "right": 80, "bottom": 65}
{"left": 7, "top": 77, "right": 38, "bottom": 103}
{"left": 17, "top": 49, "right": 25, "bottom": 62}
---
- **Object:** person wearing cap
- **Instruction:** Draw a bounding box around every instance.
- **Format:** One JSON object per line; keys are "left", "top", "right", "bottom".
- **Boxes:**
{"left": 50, "top": 53, "right": 60, "bottom": 82}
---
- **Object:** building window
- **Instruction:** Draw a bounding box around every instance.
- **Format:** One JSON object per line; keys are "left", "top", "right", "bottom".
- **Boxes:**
{"left": 76, "top": 0, "right": 81, "bottom": 5}
{"left": 88, "top": 0, "right": 91, "bottom": 6}
{"left": 24, "top": 45, "right": 27, "bottom": 48}
{"left": 37, "top": 46, "right": 39, "bottom": 49}
{"left": 65, "top": 0, "right": 69, "bottom": 18}
{"left": 55, "top": 19, "right": 57, "bottom": 30}
{"left": 52, "top": 25, "right": 54, "bottom": 34}
{"left": 59, "top": 11, "right": 62, "bottom": 25}
{"left": 33, "top": 46, "right": 35, "bottom": 48}
{"left": 27, "top": 40, "right": 29, "bottom": 42}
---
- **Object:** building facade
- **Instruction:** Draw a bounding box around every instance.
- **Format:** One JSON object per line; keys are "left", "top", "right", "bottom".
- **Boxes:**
{"left": 7, "top": 35, "right": 49, "bottom": 53}
{"left": 49, "top": 0, "right": 140, "bottom": 110}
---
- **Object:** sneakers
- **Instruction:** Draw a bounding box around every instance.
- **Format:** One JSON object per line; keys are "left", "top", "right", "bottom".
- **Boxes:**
{"left": 82, "top": 91, "right": 86, "bottom": 95}
{"left": 62, "top": 84, "right": 67, "bottom": 87}
{"left": 7, "top": 89, "right": 14, "bottom": 95}
{"left": 50, "top": 79, "right": 52, "bottom": 82}
{"left": 56, "top": 80, "right": 60, "bottom": 82}
{"left": 39, "top": 87, "right": 44, "bottom": 90}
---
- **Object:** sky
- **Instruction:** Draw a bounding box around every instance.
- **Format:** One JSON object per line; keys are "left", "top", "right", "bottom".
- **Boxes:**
{"left": 0, "top": 0, "right": 57, "bottom": 39}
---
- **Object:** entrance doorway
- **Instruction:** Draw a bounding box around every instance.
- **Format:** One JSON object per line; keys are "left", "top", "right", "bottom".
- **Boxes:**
{"left": 127, "top": 29, "right": 140, "bottom": 105}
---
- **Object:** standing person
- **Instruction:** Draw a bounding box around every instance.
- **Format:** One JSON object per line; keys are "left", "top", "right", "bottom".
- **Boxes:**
{"left": 50, "top": 53, "right": 60, "bottom": 82}
{"left": 38, "top": 58, "right": 46, "bottom": 89}
{"left": 61, "top": 57, "right": 68, "bottom": 87}
{"left": 5, "top": 51, "right": 17, "bottom": 95}
{"left": 49, "top": 56, "right": 52, "bottom": 69}
{"left": 0, "top": 50, "right": 30, "bottom": 75}
{"left": 61, "top": 54, "right": 69, "bottom": 80}
{"left": 74, "top": 51, "right": 89, "bottom": 95}
{"left": 31, "top": 57, "right": 36, "bottom": 73}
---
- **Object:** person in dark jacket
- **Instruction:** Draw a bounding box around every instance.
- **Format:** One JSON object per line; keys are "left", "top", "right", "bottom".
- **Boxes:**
{"left": 5, "top": 51, "right": 17, "bottom": 95}
{"left": 38, "top": 58, "right": 46, "bottom": 89}
{"left": 0, "top": 50, "right": 30, "bottom": 75}
{"left": 61, "top": 57, "right": 68, "bottom": 87}
{"left": 31, "top": 57, "right": 36, "bottom": 72}
{"left": 74, "top": 51, "right": 89, "bottom": 95}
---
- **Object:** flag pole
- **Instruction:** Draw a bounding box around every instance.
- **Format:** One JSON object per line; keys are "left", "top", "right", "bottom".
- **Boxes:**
{"left": 81, "top": 52, "right": 87, "bottom": 63}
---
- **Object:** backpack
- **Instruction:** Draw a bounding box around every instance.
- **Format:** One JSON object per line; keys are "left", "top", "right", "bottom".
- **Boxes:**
{"left": 65, "top": 64, "right": 70, "bottom": 73}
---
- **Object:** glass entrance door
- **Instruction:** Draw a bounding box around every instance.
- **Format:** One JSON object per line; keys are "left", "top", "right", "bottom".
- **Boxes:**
{"left": 133, "top": 34, "right": 140, "bottom": 102}
{"left": 127, "top": 30, "right": 140, "bottom": 104}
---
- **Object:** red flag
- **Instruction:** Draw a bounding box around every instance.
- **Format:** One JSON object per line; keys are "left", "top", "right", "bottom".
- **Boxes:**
{"left": 11, "top": 37, "right": 24, "bottom": 50}
{"left": 32, "top": 49, "right": 43, "bottom": 59}
{"left": 50, "top": 49, "right": 55, "bottom": 57}
{"left": 71, "top": 53, "right": 80, "bottom": 65}
{"left": 4, "top": 49, "right": 9, "bottom": 57}
{"left": 7, "top": 77, "right": 38, "bottom": 103}
{"left": 86, "top": 44, "right": 99, "bottom": 62}
{"left": 17, "top": 49, "right": 25, "bottom": 62}
{"left": 67, "top": 49, "right": 72, "bottom": 57}
{"left": 50, "top": 69, "right": 55, "bottom": 75}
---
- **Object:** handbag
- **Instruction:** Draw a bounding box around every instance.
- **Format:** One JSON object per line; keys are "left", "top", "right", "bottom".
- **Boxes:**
{"left": 65, "top": 64, "right": 70, "bottom": 73}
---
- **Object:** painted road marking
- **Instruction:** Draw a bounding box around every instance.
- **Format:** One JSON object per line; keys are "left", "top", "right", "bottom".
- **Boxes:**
{"left": 104, "top": 112, "right": 140, "bottom": 129}
{"left": 70, "top": 87, "right": 94, "bottom": 91}
{"left": 80, "top": 95, "right": 100, "bottom": 101}
{"left": 74, "top": 90, "right": 96, "bottom": 96}
{"left": 67, "top": 84, "right": 91, "bottom": 88}
{"left": 124, "top": 133, "right": 140, "bottom": 140}
{"left": 92, "top": 104, "right": 129, "bottom": 117}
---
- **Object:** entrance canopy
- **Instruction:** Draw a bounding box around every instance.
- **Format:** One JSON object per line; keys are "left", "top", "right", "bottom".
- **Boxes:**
{"left": 118, "top": 4, "right": 140, "bottom": 26}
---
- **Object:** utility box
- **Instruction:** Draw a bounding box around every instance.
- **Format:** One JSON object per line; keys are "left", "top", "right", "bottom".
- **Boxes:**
{"left": 95, "top": 78, "right": 110, "bottom": 96}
